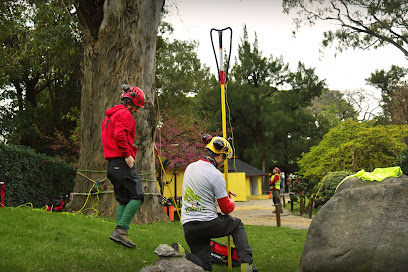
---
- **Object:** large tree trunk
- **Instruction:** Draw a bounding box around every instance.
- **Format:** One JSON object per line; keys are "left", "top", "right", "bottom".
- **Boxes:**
{"left": 67, "top": 0, "right": 167, "bottom": 224}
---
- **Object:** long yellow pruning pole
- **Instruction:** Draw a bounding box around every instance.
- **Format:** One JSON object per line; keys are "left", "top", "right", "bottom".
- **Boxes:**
{"left": 211, "top": 27, "right": 233, "bottom": 270}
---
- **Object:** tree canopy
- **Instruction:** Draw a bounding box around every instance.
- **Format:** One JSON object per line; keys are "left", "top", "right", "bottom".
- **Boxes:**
{"left": 308, "top": 89, "right": 358, "bottom": 129}
{"left": 194, "top": 26, "right": 327, "bottom": 175}
{"left": 156, "top": 24, "right": 211, "bottom": 117}
{"left": 367, "top": 65, "right": 408, "bottom": 123}
{"left": 5, "top": 0, "right": 407, "bottom": 189}
{"left": 298, "top": 119, "right": 408, "bottom": 180}
{"left": 0, "top": 0, "right": 82, "bottom": 155}
{"left": 283, "top": 0, "right": 408, "bottom": 57}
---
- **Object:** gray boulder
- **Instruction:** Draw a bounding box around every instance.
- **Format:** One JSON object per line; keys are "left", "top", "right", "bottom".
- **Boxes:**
{"left": 141, "top": 244, "right": 205, "bottom": 272}
{"left": 300, "top": 175, "right": 408, "bottom": 272}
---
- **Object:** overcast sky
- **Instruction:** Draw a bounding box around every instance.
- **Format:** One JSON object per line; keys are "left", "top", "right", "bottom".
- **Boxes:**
{"left": 163, "top": 0, "right": 407, "bottom": 99}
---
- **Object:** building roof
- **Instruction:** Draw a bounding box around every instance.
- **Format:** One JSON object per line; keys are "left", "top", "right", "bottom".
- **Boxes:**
{"left": 220, "top": 158, "right": 268, "bottom": 177}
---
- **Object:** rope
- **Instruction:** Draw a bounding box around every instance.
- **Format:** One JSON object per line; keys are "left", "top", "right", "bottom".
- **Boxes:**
{"left": 71, "top": 191, "right": 114, "bottom": 195}
{"left": 76, "top": 169, "right": 107, "bottom": 173}
{"left": 73, "top": 168, "right": 161, "bottom": 216}
{"left": 5, "top": 201, "right": 117, "bottom": 226}
{"left": 77, "top": 171, "right": 108, "bottom": 184}
{"left": 75, "top": 187, "right": 101, "bottom": 216}
{"left": 71, "top": 191, "right": 160, "bottom": 196}
{"left": 141, "top": 178, "right": 158, "bottom": 182}
{"left": 315, "top": 178, "right": 326, "bottom": 199}
{"left": 225, "top": 83, "right": 238, "bottom": 173}
{"left": 154, "top": 144, "right": 181, "bottom": 219}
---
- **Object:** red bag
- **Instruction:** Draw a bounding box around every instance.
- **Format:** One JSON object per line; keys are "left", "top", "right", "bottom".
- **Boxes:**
{"left": 210, "top": 240, "right": 240, "bottom": 267}
{"left": 45, "top": 197, "right": 65, "bottom": 212}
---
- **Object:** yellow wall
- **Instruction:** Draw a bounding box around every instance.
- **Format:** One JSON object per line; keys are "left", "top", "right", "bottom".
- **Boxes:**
{"left": 224, "top": 172, "right": 247, "bottom": 201}
{"left": 158, "top": 170, "right": 263, "bottom": 202}
{"left": 158, "top": 170, "right": 185, "bottom": 202}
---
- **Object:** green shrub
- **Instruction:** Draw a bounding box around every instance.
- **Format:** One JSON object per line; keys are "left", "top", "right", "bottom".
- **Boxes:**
{"left": 0, "top": 143, "right": 75, "bottom": 207}
{"left": 395, "top": 148, "right": 408, "bottom": 175}
{"left": 315, "top": 171, "right": 351, "bottom": 201}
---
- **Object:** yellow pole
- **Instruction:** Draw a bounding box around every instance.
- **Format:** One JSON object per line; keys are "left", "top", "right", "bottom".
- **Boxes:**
{"left": 211, "top": 27, "right": 233, "bottom": 270}
{"left": 221, "top": 83, "right": 229, "bottom": 189}
{"left": 221, "top": 82, "right": 232, "bottom": 270}
{"left": 218, "top": 32, "right": 232, "bottom": 270}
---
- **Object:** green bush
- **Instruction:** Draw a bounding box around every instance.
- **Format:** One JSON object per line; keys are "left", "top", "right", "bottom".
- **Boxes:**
{"left": 395, "top": 148, "right": 408, "bottom": 175}
{"left": 315, "top": 171, "right": 351, "bottom": 201}
{"left": 0, "top": 143, "right": 75, "bottom": 207}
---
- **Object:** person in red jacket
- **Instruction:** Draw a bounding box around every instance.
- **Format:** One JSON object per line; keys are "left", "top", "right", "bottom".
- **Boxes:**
{"left": 101, "top": 85, "right": 145, "bottom": 249}
{"left": 270, "top": 167, "right": 283, "bottom": 213}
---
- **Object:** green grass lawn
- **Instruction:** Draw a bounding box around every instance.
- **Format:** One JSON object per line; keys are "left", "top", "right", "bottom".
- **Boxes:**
{"left": 0, "top": 207, "right": 307, "bottom": 271}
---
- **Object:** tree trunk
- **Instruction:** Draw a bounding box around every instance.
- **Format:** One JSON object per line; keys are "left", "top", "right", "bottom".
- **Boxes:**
{"left": 67, "top": 0, "right": 167, "bottom": 224}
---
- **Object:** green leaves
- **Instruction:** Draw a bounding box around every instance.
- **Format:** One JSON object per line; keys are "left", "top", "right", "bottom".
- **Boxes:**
{"left": 282, "top": 0, "right": 408, "bottom": 58}
{"left": 315, "top": 171, "right": 351, "bottom": 201}
{"left": 156, "top": 35, "right": 211, "bottom": 117}
{"left": 0, "top": 143, "right": 75, "bottom": 207}
{"left": 0, "top": 0, "right": 82, "bottom": 155}
{"left": 298, "top": 119, "right": 408, "bottom": 180}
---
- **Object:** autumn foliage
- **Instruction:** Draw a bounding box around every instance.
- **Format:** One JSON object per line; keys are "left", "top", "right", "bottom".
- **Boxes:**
{"left": 155, "top": 113, "right": 220, "bottom": 170}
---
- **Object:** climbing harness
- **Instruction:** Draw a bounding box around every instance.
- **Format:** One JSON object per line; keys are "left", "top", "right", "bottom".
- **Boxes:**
{"left": 210, "top": 26, "right": 234, "bottom": 270}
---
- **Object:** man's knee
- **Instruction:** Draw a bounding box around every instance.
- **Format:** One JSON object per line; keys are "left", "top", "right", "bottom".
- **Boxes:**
{"left": 185, "top": 246, "right": 212, "bottom": 271}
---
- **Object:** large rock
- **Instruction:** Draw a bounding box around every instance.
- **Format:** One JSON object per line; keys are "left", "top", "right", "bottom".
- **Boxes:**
{"left": 300, "top": 175, "right": 408, "bottom": 272}
{"left": 141, "top": 244, "right": 204, "bottom": 272}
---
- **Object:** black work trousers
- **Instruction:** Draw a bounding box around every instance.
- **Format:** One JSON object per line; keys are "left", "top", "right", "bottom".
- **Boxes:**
{"left": 183, "top": 213, "right": 253, "bottom": 271}
{"left": 107, "top": 157, "right": 144, "bottom": 205}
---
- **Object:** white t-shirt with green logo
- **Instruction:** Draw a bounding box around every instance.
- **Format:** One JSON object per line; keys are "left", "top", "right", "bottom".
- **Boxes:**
{"left": 181, "top": 159, "right": 228, "bottom": 225}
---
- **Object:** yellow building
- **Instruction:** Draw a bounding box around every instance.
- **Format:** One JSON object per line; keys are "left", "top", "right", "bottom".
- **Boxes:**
{"left": 158, "top": 158, "right": 268, "bottom": 203}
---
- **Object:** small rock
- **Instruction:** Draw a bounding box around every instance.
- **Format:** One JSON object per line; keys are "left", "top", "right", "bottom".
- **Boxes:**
{"left": 154, "top": 244, "right": 182, "bottom": 257}
{"left": 141, "top": 244, "right": 205, "bottom": 272}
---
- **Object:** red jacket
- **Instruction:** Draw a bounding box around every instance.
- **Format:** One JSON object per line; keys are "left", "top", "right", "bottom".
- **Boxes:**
{"left": 101, "top": 104, "right": 138, "bottom": 160}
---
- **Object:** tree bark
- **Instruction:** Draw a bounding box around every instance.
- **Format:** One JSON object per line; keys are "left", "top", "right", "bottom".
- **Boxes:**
{"left": 67, "top": 0, "right": 167, "bottom": 224}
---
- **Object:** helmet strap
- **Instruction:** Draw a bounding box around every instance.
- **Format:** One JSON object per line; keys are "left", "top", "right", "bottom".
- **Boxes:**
{"left": 203, "top": 156, "right": 218, "bottom": 168}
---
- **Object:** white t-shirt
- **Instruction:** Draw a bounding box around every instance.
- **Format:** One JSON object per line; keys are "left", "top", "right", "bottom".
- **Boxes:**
{"left": 180, "top": 159, "right": 228, "bottom": 225}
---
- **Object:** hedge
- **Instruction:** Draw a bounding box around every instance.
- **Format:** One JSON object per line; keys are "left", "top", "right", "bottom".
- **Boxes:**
{"left": 395, "top": 148, "right": 408, "bottom": 175}
{"left": 315, "top": 171, "right": 351, "bottom": 201}
{"left": 0, "top": 143, "right": 75, "bottom": 207}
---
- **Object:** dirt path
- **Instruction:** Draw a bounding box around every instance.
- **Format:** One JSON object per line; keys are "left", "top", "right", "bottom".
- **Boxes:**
{"left": 232, "top": 198, "right": 312, "bottom": 230}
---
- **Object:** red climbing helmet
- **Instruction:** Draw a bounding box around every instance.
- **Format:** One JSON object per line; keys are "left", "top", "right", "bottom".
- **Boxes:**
{"left": 122, "top": 85, "right": 145, "bottom": 108}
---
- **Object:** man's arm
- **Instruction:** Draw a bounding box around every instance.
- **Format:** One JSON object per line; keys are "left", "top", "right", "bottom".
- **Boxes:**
{"left": 217, "top": 196, "right": 235, "bottom": 214}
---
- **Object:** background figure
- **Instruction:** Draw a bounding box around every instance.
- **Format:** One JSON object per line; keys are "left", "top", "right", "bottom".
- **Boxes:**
{"left": 270, "top": 167, "right": 283, "bottom": 213}
{"left": 280, "top": 171, "right": 286, "bottom": 193}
